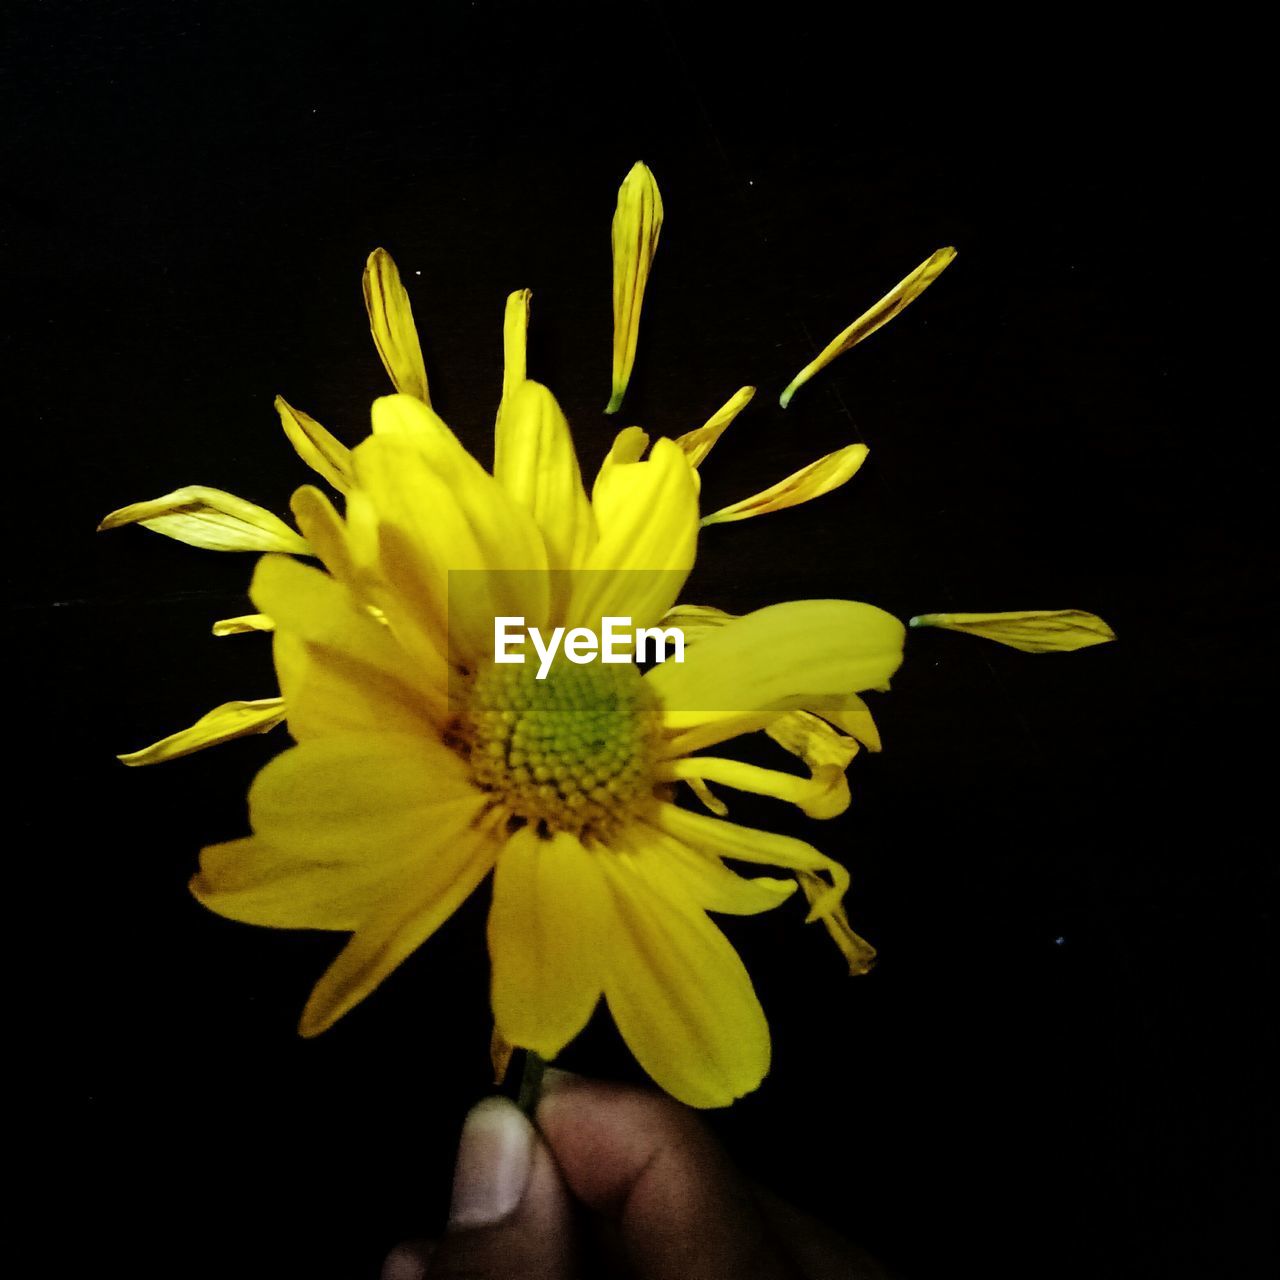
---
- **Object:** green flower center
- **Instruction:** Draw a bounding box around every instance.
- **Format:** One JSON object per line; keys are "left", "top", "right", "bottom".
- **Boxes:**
{"left": 463, "top": 657, "right": 661, "bottom": 838}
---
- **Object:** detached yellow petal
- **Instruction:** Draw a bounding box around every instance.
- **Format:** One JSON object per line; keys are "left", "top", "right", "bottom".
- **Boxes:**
{"left": 97, "top": 486, "right": 310, "bottom": 554}
{"left": 275, "top": 396, "right": 353, "bottom": 493}
{"left": 363, "top": 247, "right": 430, "bottom": 404}
{"left": 212, "top": 614, "right": 275, "bottom": 636}
{"left": 701, "top": 443, "right": 868, "bottom": 526}
{"left": 909, "top": 609, "right": 1117, "bottom": 653}
{"left": 780, "top": 246, "right": 957, "bottom": 408}
{"left": 494, "top": 380, "right": 597, "bottom": 575}
{"left": 676, "top": 387, "right": 756, "bottom": 468}
{"left": 606, "top": 161, "right": 663, "bottom": 415}
{"left": 118, "top": 697, "right": 285, "bottom": 766}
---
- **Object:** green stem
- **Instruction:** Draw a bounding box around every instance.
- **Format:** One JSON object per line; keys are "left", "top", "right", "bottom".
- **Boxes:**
{"left": 516, "top": 1050, "right": 547, "bottom": 1117}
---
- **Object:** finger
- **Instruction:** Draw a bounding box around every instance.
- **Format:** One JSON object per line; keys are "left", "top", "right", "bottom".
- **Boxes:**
{"left": 381, "top": 1239, "right": 435, "bottom": 1280}
{"left": 421, "top": 1096, "right": 577, "bottom": 1280}
{"left": 535, "top": 1072, "right": 799, "bottom": 1280}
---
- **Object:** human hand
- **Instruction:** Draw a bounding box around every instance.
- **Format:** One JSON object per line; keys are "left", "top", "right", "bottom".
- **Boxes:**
{"left": 383, "top": 1071, "right": 890, "bottom": 1280}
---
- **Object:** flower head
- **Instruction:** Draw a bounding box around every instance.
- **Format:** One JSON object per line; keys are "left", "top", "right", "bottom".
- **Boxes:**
{"left": 102, "top": 163, "right": 1113, "bottom": 1107}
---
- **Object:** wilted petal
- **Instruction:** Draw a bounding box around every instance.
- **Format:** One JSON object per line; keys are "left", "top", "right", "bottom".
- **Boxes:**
{"left": 796, "top": 870, "right": 877, "bottom": 976}
{"left": 606, "top": 161, "right": 663, "bottom": 415}
{"left": 909, "top": 609, "right": 1117, "bottom": 653}
{"left": 118, "top": 698, "right": 286, "bottom": 766}
{"left": 701, "top": 443, "right": 868, "bottom": 526}
{"left": 97, "top": 486, "right": 311, "bottom": 554}
{"left": 780, "top": 247, "right": 957, "bottom": 408}
{"left": 363, "top": 247, "right": 430, "bottom": 404}
{"left": 659, "top": 755, "right": 849, "bottom": 819}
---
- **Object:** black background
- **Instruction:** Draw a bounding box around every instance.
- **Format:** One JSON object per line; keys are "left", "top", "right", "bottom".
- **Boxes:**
{"left": 5, "top": 4, "right": 1274, "bottom": 1278}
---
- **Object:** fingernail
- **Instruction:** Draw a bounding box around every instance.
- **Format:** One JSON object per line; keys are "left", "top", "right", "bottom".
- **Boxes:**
{"left": 447, "top": 1097, "right": 533, "bottom": 1230}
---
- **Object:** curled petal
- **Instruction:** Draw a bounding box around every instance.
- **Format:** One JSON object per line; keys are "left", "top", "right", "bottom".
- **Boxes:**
{"left": 97, "top": 486, "right": 311, "bottom": 554}
{"left": 212, "top": 614, "right": 275, "bottom": 636}
{"left": 118, "top": 697, "right": 285, "bottom": 766}
{"left": 659, "top": 755, "right": 849, "bottom": 820}
{"left": 780, "top": 246, "right": 957, "bottom": 408}
{"left": 676, "top": 387, "right": 756, "bottom": 468}
{"left": 796, "top": 871, "right": 877, "bottom": 976}
{"left": 498, "top": 288, "right": 531, "bottom": 411}
{"left": 363, "top": 247, "right": 430, "bottom": 404}
{"left": 909, "top": 609, "right": 1117, "bottom": 653}
{"left": 701, "top": 443, "right": 868, "bottom": 526}
{"left": 592, "top": 425, "right": 651, "bottom": 498}
{"left": 275, "top": 396, "right": 353, "bottom": 493}
{"left": 606, "top": 161, "right": 663, "bottom": 415}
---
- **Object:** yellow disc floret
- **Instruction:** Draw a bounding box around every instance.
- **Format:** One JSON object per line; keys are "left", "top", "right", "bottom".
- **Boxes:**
{"left": 463, "top": 657, "right": 661, "bottom": 838}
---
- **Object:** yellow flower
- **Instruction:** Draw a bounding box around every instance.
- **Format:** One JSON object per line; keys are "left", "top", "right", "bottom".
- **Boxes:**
{"left": 102, "top": 162, "right": 1113, "bottom": 1109}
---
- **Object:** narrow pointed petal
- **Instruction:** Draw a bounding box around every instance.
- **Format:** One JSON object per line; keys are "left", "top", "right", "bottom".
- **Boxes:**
{"left": 499, "top": 288, "right": 531, "bottom": 410}
{"left": 489, "top": 828, "right": 606, "bottom": 1058}
{"left": 494, "top": 380, "right": 597, "bottom": 574}
{"left": 597, "top": 846, "right": 770, "bottom": 1108}
{"left": 97, "top": 486, "right": 311, "bottom": 554}
{"left": 274, "top": 396, "right": 353, "bottom": 492}
{"left": 675, "top": 387, "right": 756, "bottom": 468}
{"left": 211, "top": 614, "right": 275, "bottom": 636}
{"left": 780, "top": 246, "right": 957, "bottom": 408}
{"left": 118, "top": 697, "right": 285, "bottom": 766}
{"left": 909, "top": 609, "right": 1117, "bottom": 653}
{"left": 805, "top": 691, "right": 882, "bottom": 751}
{"left": 289, "top": 484, "right": 359, "bottom": 585}
{"left": 363, "top": 247, "right": 430, "bottom": 404}
{"left": 701, "top": 443, "right": 868, "bottom": 526}
{"left": 606, "top": 161, "right": 663, "bottom": 415}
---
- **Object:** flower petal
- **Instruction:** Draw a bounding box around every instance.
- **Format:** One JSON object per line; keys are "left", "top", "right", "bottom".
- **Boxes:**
{"left": 571, "top": 438, "right": 698, "bottom": 630}
{"left": 299, "top": 808, "right": 500, "bottom": 1036}
{"left": 675, "top": 387, "right": 756, "bottom": 468}
{"left": 117, "top": 697, "right": 285, "bottom": 766}
{"left": 275, "top": 396, "right": 353, "bottom": 492}
{"left": 597, "top": 845, "right": 769, "bottom": 1108}
{"left": 211, "top": 613, "right": 275, "bottom": 636}
{"left": 780, "top": 246, "right": 957, "bottom": 408}
{"left": 494, "top": 380, "right": 597, "bottom": 576}
{"left": 498, "top": 288, "right": 531, "bottom": 410}
{"left": 363, "top": 247, "right": 431, "bottom": 403}
{"left": 647, "top": 599, "right": 905, "bottom": 733}
{"left": 621, "top": 822, "right": 796, "bottom": 917}
{"left": 592, "top": 426, "right": 650, "bottom": 498}
{"left": 796, "top": 871, "right": 877, "bottom": 976}
{"left": 908, "top": 609, "right": 1117, "bottom": 653}
{"left": 250, "top": 554, "right": 446, "bottom": 731}
{"left": 701, "top": 443, "right": 868, "bottom": 526}
{"left": 97, "top": 486, "right": 310, "bottom": 554}
{"left": 659, "top": 755, "right": 849, "bottom": 820}
{"left": 606, "top": 161, "right": 663, "bottom": 415}
{"left": 357, "top": 396, "right": 551, "bottom": 658}
{"left": 488, "top": 827, "right": 606, "bottom": 1058}
{"left": 653, "top": 802, "right": 850, "bottom": 921}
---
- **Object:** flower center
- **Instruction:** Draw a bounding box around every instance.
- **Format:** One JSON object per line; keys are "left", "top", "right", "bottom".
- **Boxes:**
{"left": 462, "top": 657, "right": 661, "bottom": 838}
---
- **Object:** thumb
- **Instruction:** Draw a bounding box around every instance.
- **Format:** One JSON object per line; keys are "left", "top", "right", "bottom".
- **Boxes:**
{"left": 403, "top": 1096, "right": 576, "bottom": 1280}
